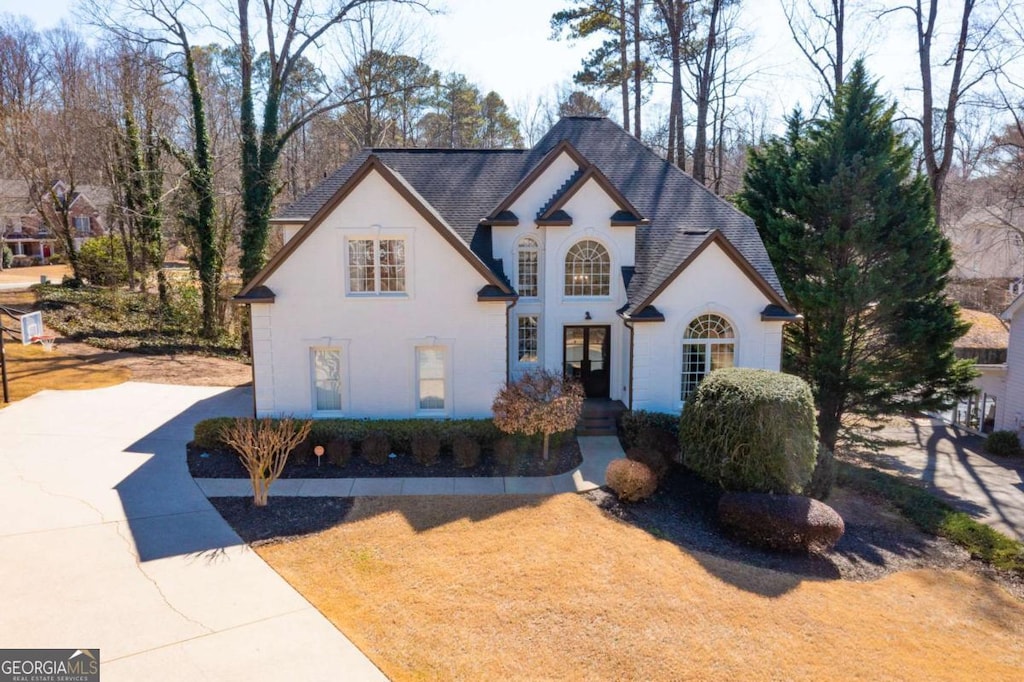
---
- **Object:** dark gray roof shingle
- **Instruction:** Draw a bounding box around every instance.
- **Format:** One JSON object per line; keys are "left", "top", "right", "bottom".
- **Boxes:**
{"left": 274, "top": 117, "right": 786, "bottom": 313}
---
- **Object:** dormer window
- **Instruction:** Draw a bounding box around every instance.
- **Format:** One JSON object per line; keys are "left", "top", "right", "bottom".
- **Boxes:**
{"left": 517, "top": 236, "right": 539, "bottom": 297}
{"left": 564, "top": 239, "right": 610, "bottom": 296}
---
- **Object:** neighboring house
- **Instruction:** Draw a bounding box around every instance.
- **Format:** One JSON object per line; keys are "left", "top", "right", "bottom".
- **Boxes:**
{"left": 946, "top": 206, "right": 1023, "bottom": 281}
{"left": 998, "top": 294, "right": 1024, "bottom": 434}
{"left": 0, "top": 179, "right": 110, "bottom": 265}
{"left": 937, "top": 309, "right": 1008, "bottom": 434}
{"left": 235, "top": 116, "right": 797, "bottom": 419}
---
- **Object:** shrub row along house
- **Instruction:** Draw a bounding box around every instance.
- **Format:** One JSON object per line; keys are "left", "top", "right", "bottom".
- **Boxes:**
{"left": 0, "top": 179, "right": 109, "bottom": 266}
{"left": 236, "top": 117, "right": 797, "bottom": 419}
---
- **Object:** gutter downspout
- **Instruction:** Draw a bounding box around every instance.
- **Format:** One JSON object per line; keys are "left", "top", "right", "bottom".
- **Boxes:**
{"left": 623, "top": 318, "right": 635, "bottom": 411}
{"left": 505, "top": 298, "right": 518, "bottom": 383}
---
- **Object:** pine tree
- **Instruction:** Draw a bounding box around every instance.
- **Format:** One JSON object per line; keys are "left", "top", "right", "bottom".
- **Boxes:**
{"left": 738, "top": 61, "right": 975, "bottom": 451}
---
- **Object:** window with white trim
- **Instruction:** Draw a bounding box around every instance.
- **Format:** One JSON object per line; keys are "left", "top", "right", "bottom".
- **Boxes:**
{"left": 517, "top": 315, "right": 539, "bottom": 363}
{"left": 681, "top": 314, "right": 735, "bottom": 401}
{"left": 311, "top": 347, "right": 343, "bottom": 411}
{"left": 517, "top": 237, "right": 539, "bottom": 297}
{"left": 564, "top": 239, "right": 610, "bottom": 296}
{"left": 73, "top": 216, "right": 91, "bottom": 236}
{"left": 416, "top": 346, "right": 446, "bottom": 411}
{"left": 348, "top": 238, "right": 406, "bottom": 294}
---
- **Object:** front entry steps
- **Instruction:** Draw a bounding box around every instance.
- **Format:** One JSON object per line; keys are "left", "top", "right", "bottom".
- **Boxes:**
{"left": 576, "top": 398, "right": 626, "bottom": 436}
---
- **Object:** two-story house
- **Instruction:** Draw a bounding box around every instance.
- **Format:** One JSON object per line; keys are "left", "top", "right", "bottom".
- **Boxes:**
{"left": 0, "top": 179, "right": 109, "bottom": 265}
{"left": 235, "top": 117, "right": 797, "bottom": 418}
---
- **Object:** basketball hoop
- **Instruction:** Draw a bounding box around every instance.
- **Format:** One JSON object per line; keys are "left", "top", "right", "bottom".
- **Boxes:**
{"left": 31, "top": 335, "right": 57, "bottom": 352}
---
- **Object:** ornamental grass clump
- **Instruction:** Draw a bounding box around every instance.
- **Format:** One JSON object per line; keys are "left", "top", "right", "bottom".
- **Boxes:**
{"left": 492, "top": 369, "right": 584, "bottom": 460}
{"left": 679, "top": 368, "right": 817, "bottom": 494}
{"left": 222, "top": 417, "right": 312, "bottom": 507}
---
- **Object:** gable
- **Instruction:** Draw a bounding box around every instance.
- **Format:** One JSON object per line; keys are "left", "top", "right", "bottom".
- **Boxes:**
{"left": 239, "top": 156, "right": 513, "bottom": 298}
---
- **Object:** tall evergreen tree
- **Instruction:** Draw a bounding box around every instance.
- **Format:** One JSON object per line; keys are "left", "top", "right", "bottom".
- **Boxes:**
{"left": 738, "top": 61, "right": 975, "bottom": 451}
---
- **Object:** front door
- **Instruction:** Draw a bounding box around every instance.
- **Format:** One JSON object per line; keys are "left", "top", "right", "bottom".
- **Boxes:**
{"left": 564, "top": 326, "right": 610, "bottom": 398}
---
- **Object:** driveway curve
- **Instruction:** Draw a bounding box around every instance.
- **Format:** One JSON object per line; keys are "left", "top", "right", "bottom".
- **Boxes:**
{"left": 0, "top": 382, "right": 385, "bottom": 681}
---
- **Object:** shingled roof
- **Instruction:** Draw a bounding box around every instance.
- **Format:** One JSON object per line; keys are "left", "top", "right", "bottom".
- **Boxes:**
{"left": 273, "top": 116, "right": 788, "bottom": 315}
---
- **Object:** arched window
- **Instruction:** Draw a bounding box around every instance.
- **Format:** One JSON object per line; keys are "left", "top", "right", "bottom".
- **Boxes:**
{"left": 517, "top": 237, "right": 539, "bottom": 297}
{"left": 681, "top": 314, "right": 735, "bottom": 401}
{"left": 564, "top": 240, "right": 610, "bottom": 296}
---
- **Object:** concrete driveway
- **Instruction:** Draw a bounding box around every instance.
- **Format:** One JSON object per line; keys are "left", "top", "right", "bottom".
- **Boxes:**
{"left": 0, "top": 383, "right": 385, "bottom": 681}
{"left": 863, "top": 417, "right": 1024, "bottom": 542}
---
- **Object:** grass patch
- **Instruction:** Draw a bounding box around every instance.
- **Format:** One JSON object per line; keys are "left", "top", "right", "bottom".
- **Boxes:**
{"left": 0, "top": 342, "right": 130, "bottom": 406}
{"left": 838, "top": 461, "right": 1024, "bottom": 573}
{"left": 255, "top": 494, "right": 1024, "bottom": 680}
{"left": 36, "top": 283, "right": 242, "bottom": 358}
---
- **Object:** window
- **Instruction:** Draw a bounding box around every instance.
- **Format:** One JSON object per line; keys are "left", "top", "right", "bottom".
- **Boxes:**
{"left": 416, "top": 346, "right": 446, "bottom": 411}
{"left": 311, "top": 348, "right": 343, "bottom": 411}
{"left": 681, "top": 314, "right": 735, "bottom": 401}
{"left": 73, "top": 216, "right": 90, "bottom": 236}
{"left": 517, "top": 315, "right": 539, "bottom": 363}
{"left": 517, "top": 237, "right": 539, "bottom": 297}
{"left": 564, "top": 240, "right": 610, "bottom": 296}
{"left": 348, "top": 238, "right": 405, "bottom": 294}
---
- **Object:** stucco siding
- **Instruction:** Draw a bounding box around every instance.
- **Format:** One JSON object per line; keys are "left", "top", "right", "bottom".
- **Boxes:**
{"left": 631, "top": 242, "right": 785, "bottom": 414}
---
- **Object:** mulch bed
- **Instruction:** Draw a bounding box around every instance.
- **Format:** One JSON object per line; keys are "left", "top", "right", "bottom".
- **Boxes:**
{"left": 212, "top": 496, "right": 354, "bottom": 546}
{"left": 188, "top": 435, "right": 581, "bottom": 480}
{"left": 586, "top": 466, "right": 1023, "bottom": 596}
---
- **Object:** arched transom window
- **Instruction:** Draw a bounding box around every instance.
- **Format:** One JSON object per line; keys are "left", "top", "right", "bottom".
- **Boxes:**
{"left": 517, "top": 237, "right": 539, "bottom": 297}
{"left": 681, "top": 314, "right": 735, "bottom": 401}
{"left": 564, "top": 240, "right": 610, "bottom": 296}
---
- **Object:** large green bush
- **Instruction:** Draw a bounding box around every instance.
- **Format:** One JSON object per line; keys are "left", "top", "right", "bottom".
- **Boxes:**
{"left": 77, "top": 236, "right": 129, "bottom": 286}
{"left": 679, "top": 368, "right": 817, "bottom": 494}
{"left": 984, "top": 430, "right": 1021, "bottom": 457}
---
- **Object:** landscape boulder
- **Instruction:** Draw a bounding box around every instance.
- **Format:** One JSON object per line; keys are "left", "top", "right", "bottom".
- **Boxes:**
{"left": 718, "top": 492, "right": 845, "bottom": 553}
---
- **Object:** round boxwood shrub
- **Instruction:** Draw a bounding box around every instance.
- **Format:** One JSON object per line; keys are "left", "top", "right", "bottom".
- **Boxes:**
{"left": 605, "top": 458, "right": 658, "bottom": 502}
{"left": 411, "top": 432, "right": 441, "bottom": 466}
{"left": 679, "top": 368, "right": 817, "bottom": 494}
{"left": 718, "top": 492, "right": 845, "bottom": 553}
{"left": 453, "top": 434, "right": 481, "bottom": 469}
{"left": 984, "top": 430, "right": 1021, "bottom": 457}
{"left": 361, "top": 431, "right": 390, "bottom": 466}
{"left": 326, "top": 438, "right": 351, "bottom": 467}
{"left": 493, "top": 438, "right": 519, "bottom": 472}
{"left": 626, "top": 446, "right": 670, "bottom": 479}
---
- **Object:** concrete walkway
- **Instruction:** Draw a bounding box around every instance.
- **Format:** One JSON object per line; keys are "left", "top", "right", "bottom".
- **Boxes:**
{"left": 195, "top": 435, "right": 623, "bottom": 499}
{"left": 865, "top": 417, "right": 1024, "bottom": 542}
{"left": 0, "top": 383, "right": 387, "bottom": 681}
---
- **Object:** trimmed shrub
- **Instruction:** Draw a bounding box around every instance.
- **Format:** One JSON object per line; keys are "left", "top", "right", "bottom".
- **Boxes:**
{"left": 493, "top": 438, "right": 519, "bottom": 471}
{"left": 984, "top": 430, "right": 1021, "bottom": 457}
{"left": 77, "top": 236, "right": 129, "bottom": 286}
{"left": 619, "top": 410, "right": 680, "bottom": 449}
{"left": 718, "top": 492, "right": 845, "bottom": 553}
{"left": 453, "top": 434, "right": 481, "bottom": 469}
{"left": 803, "top": 444, "right": 837, "bottom": 501}
{"left": 361, "top": 431, "right": 390, "bottom": 466}
{"left": 605, "top": 459, "right": 658, "bottom": 502}
{"left": 679, "top": 368, "right": 817, "bottom": 494}
{"left": 290, "top": 438, "right": 313, "bottom": 465}
{"left": 326, "top": 438, "right": 351, "bottom": 467}
{"left": 193, "top": 417, "right": 235, "bottom": 450}
{"left": 626, "top": 447, "right": 670, "bottom": 479}
{"left": 411, "top": 431, "right": 442, "bottom": 466}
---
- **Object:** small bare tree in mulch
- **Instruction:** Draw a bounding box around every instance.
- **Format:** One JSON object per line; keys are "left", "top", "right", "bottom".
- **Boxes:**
{"left": 222, "top": 417, "right": 312, "bottom": 507}
{"left": 492, "top": 369, "right": 584, "bottom": 460}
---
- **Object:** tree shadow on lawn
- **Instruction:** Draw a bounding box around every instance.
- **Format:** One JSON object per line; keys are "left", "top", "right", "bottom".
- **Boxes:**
{"left": 590, "top": 467, "right": 962, "bottom": 598}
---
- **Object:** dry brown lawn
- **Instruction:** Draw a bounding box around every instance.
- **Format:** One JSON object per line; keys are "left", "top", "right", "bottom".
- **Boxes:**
{"left": 0, "top": 342, "right": 130, "bottom": 406}
{"left": 258, "top": 494, "right": 1024, "bottom": 681}
{"left": 0, "top": 264, "right": 70, "bottom": 285}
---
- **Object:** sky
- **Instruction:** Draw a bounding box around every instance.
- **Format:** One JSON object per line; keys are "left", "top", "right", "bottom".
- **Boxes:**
{"left": 6, "top": 0, "right": 946, "bottom": 131}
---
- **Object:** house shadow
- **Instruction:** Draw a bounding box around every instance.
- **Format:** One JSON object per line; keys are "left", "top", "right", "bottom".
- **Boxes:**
{"left": 114, "top": 386, "right": 252, "bottom": 562}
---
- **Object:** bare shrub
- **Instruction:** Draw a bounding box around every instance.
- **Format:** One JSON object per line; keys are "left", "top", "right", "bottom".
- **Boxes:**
{"left": 222, "top": 417, "right": 313, "bottom": 507}
{"left": 605, "top": 458, "right": 658, "bottom": 502}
